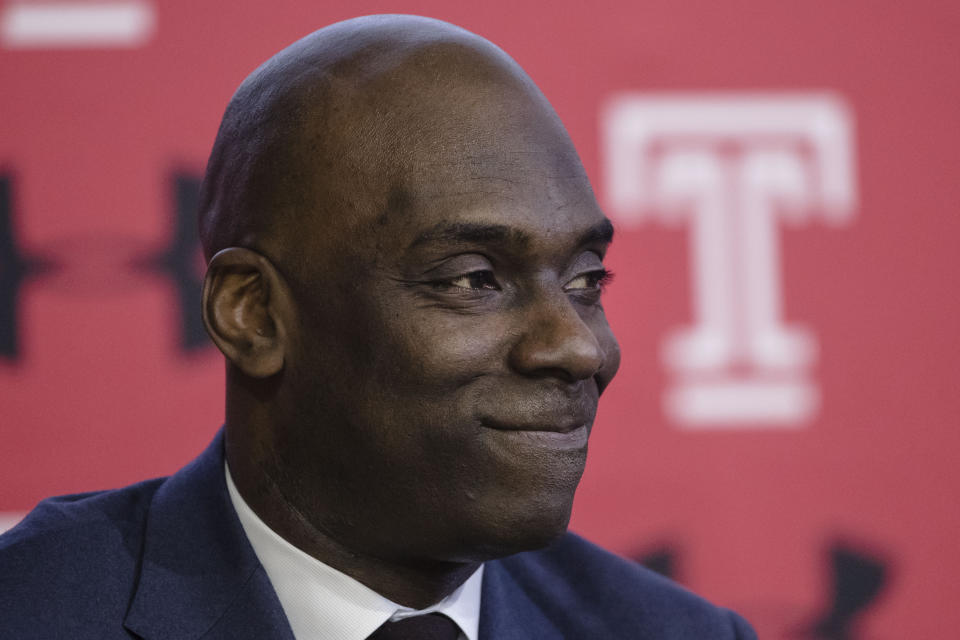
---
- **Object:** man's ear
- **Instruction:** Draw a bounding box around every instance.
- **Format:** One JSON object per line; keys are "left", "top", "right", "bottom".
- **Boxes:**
{"left": 202, "top": 247, "right": 290, "bottom": 378}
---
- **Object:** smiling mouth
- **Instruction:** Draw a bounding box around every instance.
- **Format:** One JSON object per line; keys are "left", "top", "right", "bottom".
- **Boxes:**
{"left": 480, "top": 420, "right": 590, "bottom": 449}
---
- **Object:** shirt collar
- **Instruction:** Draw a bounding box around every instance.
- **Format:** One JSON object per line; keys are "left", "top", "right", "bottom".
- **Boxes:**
{"left": 225, "top": 464, "right": 482, "bottom": 640}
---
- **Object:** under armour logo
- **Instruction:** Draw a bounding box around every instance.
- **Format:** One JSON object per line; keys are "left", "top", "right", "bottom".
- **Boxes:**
{"left": 0, "top": 174, "right": 52, "bottom": 359}
{"left": 137, "top": 173, "right": 207, "bottom": 352}
{"left": 636, "top": 540, "right": 888, "bottom": 640}
{"left": 0, "top": 171, "right": 207, "bottom": 361}
{"left": 603, "top": 93, "right": 858, "bottom": 427}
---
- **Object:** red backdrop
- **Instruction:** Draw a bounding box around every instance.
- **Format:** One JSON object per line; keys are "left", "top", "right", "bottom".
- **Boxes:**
{"left": 2, "top": 2, "right": 958, "bottom": 638}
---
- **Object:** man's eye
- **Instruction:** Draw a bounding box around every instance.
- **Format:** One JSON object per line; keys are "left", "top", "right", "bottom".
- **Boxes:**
{"left": 441, "top": 270, "right": 500, "bottom": 291}
{"left": 564, "top": 269, "right": 613, "bottom": 292}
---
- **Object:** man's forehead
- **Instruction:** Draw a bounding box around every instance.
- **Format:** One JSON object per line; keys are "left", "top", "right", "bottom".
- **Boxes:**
{"left": 259, "top": 18, "right": 601, "bottom": 264}
{"left": 388, "top": 162, "right": 610, "bottom": 258}
{"left": 398, "top": 147, "right": 590, "bottom": 193}
{"left": 398, "top": 148, "right": 599, "bottom": 217}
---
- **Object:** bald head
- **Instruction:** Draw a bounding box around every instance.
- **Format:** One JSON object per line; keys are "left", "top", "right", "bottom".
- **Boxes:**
{"left": 198, "top": 15, "right": 575, "bottom": 271}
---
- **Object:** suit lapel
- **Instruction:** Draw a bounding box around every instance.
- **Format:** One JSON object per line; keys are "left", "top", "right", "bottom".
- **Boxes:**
{"left": 478, "top": 560, "right": 562, "bottom": 640}
{"left": 123, "top": 431, "right": 294, "bottom": 640}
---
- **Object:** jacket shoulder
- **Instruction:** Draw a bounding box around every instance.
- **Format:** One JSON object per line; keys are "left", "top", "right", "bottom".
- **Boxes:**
{"left": 494, "top": 532, "right": 756, "bottom": 639}
{"left": 2, "top": 478, "right": 163, "bottom": 541}
{"left": 0, "top": 479, "right": 165, "bottom": 638}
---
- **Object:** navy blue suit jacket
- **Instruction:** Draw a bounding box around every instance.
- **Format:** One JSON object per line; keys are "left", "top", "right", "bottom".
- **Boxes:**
{"left": 0, "top": 432, "right": 756, "bottom": 639}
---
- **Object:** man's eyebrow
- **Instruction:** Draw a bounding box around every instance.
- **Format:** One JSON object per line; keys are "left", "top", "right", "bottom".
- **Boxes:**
{"left": 410, "top": 222, "right": 531, "bottom": 249}
{"left": 408, "top": 218, "right": 614, "bottom": 251}
{"left": 578, "top": 219, "right": 615, "bottom": 247}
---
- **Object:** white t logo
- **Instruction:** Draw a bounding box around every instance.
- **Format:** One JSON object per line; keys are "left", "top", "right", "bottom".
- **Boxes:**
{"left": 603, "top": 94, "right": 857, "bottom": 427}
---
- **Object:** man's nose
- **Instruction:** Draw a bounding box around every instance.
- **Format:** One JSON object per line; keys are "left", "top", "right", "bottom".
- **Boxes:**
{"left": 508, "top": 290, "right": 605, "bottom": 383}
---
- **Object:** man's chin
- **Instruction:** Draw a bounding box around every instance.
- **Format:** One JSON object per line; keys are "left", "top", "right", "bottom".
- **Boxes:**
{"left": 449, "top": 501, "right": 575, "bottom": 563}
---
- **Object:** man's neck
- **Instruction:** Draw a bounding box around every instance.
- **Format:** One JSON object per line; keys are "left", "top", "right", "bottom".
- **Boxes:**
{"left": 226, "top": 440, "right": 480, "bottom": 609}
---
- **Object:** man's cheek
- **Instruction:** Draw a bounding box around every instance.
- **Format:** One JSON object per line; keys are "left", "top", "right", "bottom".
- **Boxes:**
{"left": 393, "top": 317, "right": 507, "bottom": 382}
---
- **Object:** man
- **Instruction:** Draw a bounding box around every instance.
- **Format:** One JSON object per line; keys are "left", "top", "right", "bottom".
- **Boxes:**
{"left": 0, "top": 15, "right": 756, "bottom": 639}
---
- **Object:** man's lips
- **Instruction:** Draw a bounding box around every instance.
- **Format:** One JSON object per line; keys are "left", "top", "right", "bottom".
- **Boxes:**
{"left": 479, "top": 418, "right": 592, "bottom": 450}
{"left": 479, "top": 417, "right": 587, "bottom": 434}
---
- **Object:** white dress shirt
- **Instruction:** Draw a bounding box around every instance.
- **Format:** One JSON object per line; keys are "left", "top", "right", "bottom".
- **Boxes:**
{"left": 225, "top": 465, "right": 483, "bottom": 640}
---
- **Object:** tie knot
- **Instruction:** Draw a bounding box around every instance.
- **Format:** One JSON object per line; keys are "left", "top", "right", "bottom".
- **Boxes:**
{"left": 367, "top": 612, "right": 460, "bottom": 640}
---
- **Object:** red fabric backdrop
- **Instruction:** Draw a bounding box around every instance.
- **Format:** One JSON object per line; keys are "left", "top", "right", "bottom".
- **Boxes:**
{"left": 2, "top": 2, "right": 958, "bottom": 638}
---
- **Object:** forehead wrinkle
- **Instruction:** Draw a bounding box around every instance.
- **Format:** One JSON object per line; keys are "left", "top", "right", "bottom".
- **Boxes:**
{"left": 398, "top": 152, "right": 591, "bottom": 205}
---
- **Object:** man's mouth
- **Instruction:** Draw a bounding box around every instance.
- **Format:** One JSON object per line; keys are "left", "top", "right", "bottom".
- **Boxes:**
{"left": 479, "top": 419, "right": 591, "bottom": 449}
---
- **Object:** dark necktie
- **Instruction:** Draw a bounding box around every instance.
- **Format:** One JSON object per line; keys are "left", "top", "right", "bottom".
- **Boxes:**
{"left": 367, "top": 612, "right": 461, "bottom": 640}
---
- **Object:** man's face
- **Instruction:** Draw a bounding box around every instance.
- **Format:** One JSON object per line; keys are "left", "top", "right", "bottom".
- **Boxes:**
{"left": 274, "top": 73, "right": 620, "bottom": 565}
